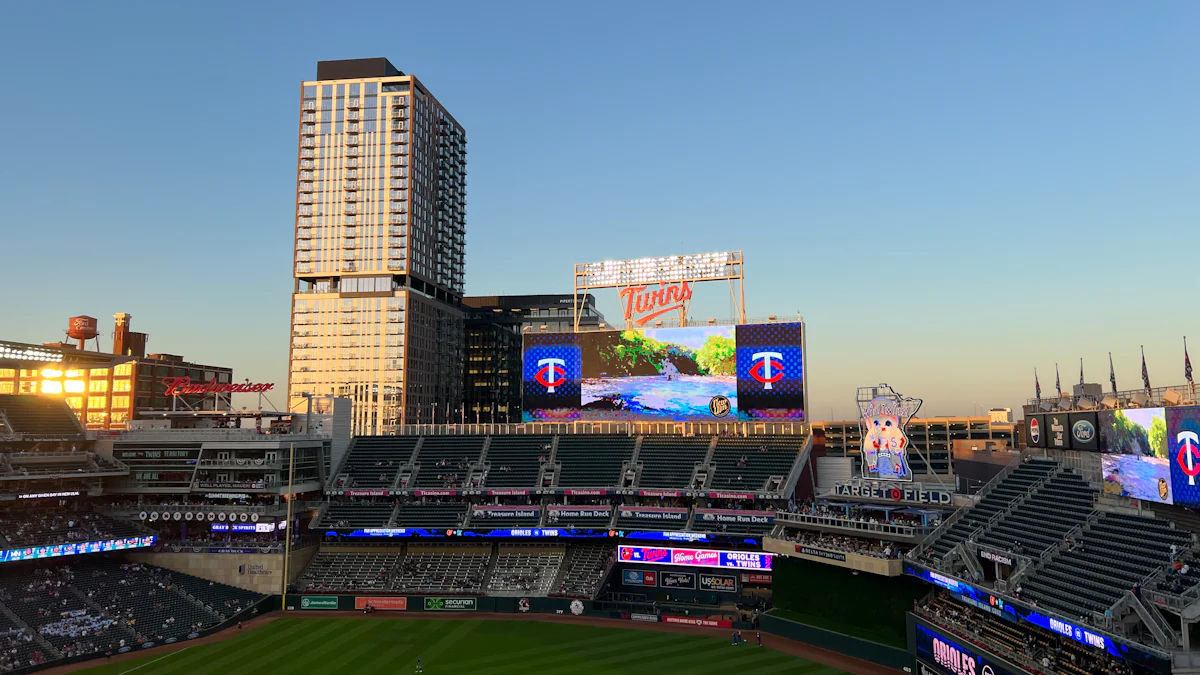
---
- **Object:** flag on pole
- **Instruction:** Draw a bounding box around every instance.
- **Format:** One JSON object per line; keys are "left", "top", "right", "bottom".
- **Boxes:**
{"left": 1187, "top": 337, "right": 1194, "bottom": 385}
{"left": 1142, "top": 346, "right": 1152, "bottom": 395}
{"left": 1035, "top": 369, "right": 1042, "bottom": 402}
{"left": 1055, "top": 364, "right": 1061, "bottom": 397}
{"left": 1079, "top": 358, "right": 1085, "bottom": 387}
{"left": 1109, "top": 352, "right": 1117, "bottom": 394}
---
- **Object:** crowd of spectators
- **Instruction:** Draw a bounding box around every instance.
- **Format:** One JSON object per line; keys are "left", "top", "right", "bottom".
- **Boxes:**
{"left": 918, "top": 592, "right": 1137, "bottom": 675}
{"left": 789, "top": 500, "right": 940, "bottom": 529}
{"left": 0, "top": 627, "right": 42, "bottom": 672}
{"left": 781, "top": 529, "right": 905, "bottom": 559}
{"left": 0, "top": 510, "right": 125, "bottom": 548}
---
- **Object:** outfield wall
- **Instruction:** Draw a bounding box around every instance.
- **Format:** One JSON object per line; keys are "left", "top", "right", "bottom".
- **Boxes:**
{"left": 128, "top": 545, "right": 319, "bottom": 594}
{"left": 762, "top": 611, "right": 910, "bottom": 670}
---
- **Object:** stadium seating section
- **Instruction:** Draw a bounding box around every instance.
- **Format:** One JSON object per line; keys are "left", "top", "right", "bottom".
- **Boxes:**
{"left": 0, "top": 395, "right": 85, "bottom": 438}
{"left": 320, "top": 502, "right": 395, "bottom": 528}
{"left": 296, "top": 543, "right": 613, "bottom": 599}
{"left": 413, "top": 436, "right": 484, "bottom": 488}
{"left": 553, "top": 545, "right": 614, "bottom": 598}
{"left": 485, "top": 546, "right": 564, "bottom": 596}
{"left": 482, "top": 436, "right": 551, "bottom": 488}
{"left": 976, "top": 468, "right": 1095, "bottom": 556}
{"left": 637, "top": 436, "right": 710, "bottom": 488}
{"left": 338, "top": 436, "right": 418, "bottom": 488}
{"left": 394, "top": 503, "right": 468, "bottom": 529}
{"left": 1022, "top": 512, "right": 1192, "bottom": 618}
{"left": 920, "top": 459, "right": 1058, "bottom": 564}
{"left": 0, "top": 510, "right": 144, "bottom": 548}
{"left": 0, "top": 557, "right": 261, "bottom": 669}
{"left": 709, "top": 437, "right": 802, "bottom": 491}
{"left": 553, "top": 436, "right": 635, "bottom": 487}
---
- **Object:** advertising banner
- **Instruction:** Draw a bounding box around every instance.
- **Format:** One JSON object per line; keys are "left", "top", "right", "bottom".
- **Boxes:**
{"left": 694, "top": 509, "right": 774, "bottom": 527}
{"left": 740, "top": 573, "right": 772, "bottom": 584}
{"left": 699, "top": 573, "right": 737, "bottom": 593}
{"left": 355, "top": 597, "right": 407, "bottom": 611}
{"left": 833, "top": 483, "right": 952, "bottom": 505}
{"left": 1025, "top": 415, "right": 1045, "bottom": 448}
{"left": 1046, "top": 413, "right": 1070, "bottom": 449}
{"left": 913, "top": 621, "right": 1022, "bottom": 675}
{"left": 618, "top": 545, "right": 772, "bottom": 570}
{"left": 661, "top": 571, "right": 696, "bottom": 589}
{"left": 471, "top": 507, "right": 540, "bottom": 519}
{"left": 0, "top": 536, "right": 156, "bottom": 564}
{"left": 617, "top": 507, "right": 688, "bottom": 522}
{"left": 300, "top": 596, "right": 338, "bottom": 610}
{"left": 797, "top": 545, "right": 847, "bottom": 562}
{"left": 424, "top": 597, "right": 477, "bottom": 611}
{"left": 662, "top": 615, "right": 733, "bottom": 629}
{"left": 523, "top": 322, "right": 805, "bottom": 423}
{"left": 546, "top": 507, "right": 612, "bottom": 520}
{"left": 622, "top": 569, "right": 658, "bottom": 587}
{"left": 1067, "top": 412, "right": 1100, "bottom": 451}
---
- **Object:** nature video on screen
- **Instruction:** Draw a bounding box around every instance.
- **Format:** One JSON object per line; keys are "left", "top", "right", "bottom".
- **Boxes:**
{"left": 580, "top": 326, "right": 736, "bottom": 421}
{"left": 1100, "top": 408, "right": 1170, "bottom": 504}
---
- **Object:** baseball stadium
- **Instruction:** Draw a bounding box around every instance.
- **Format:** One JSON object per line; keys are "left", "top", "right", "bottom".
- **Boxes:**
{"left": 0, "top": 58, "right": 1197, "bottom": 675}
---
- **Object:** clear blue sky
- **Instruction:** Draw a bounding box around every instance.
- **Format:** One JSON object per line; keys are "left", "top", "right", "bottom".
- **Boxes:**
{"left": 1, "top": 1, "right": 1197, "bottom": 420}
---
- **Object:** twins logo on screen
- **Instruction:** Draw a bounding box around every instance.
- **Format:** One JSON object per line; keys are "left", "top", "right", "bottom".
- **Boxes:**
{"left": 1177, "top": 431, "right": 1200, "bottom": 486}
{"left": 534, "top": 358, "right": 566, "bottom": 393}
{"left": 749, "top": 351, "right": 784, "bottom": 389}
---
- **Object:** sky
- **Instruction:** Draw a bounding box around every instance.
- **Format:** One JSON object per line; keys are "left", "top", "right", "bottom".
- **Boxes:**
{"left": 0, "top": 1, "right": 1196, "bottom": 420}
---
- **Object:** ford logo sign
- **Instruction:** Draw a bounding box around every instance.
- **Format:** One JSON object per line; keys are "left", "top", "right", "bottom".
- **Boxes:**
{"left": 1072, "top": 420, "right": 1095, "bottom": 443}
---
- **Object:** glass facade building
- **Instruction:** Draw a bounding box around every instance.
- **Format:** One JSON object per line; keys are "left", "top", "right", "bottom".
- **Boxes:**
{"left": 288, "top": 59, "right": 467, "bottom": 434}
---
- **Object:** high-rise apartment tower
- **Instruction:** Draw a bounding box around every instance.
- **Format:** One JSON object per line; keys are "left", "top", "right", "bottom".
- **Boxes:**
{"left": 289, "top": 58, "right": 467, "bottom": 434}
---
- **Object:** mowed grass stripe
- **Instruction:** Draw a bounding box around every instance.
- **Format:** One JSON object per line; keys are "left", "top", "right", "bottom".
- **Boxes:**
{"left": 235, "top": 618, "right": 384, "bottom": 675}
{"left": 470, "top": 631, "right": 704, "bottom": 675}
{"left": 449, "top": 626, "right": 662, "bottom": 670}
{"left": 73, "top": 619, "right": 859, "bottom": 675}
{"left": 125, "top": 619, "right": 322, "bottom": 675}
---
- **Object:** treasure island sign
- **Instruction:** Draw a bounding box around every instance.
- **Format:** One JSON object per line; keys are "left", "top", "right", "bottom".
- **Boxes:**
{"left": 574, "top": 251, "right": 746, "bottom": 331}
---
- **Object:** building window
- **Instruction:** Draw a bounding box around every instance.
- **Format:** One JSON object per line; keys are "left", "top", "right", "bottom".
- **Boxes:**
{"left": 114, "top": 363, "right": 133, "bottom": 376}
{"left": 90, "top": 368, "right": 109, "bottom": 377}
{"left": 87, "top": 396, "right": 107, "bottom": 410}
{"left": 0, "top": 369, "right": 13, "bottom": 378}
{"left": 66, "top": 397, "right": 83, "bottom": 410}
{"left": 111, "top": 396, "right": 131, "bottom": 409}
{"left": 110, "top": 412, "right": 128, "bottom": 424}
{"left": 112, "top": 379, "right": 131, "bottom": 392}
{"left": 0, "top": 383, "right": 11, "bottom": 394}
{"left": 86, "top": 412, "right": 107, "bottom": 425}
{"left": 89, "top": 380, "right": 108, "bottom": 393}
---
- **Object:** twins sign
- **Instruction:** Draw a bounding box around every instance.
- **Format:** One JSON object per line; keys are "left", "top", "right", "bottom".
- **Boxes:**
{"left": 858, "top": 384, "right": 922, "bottom": 482}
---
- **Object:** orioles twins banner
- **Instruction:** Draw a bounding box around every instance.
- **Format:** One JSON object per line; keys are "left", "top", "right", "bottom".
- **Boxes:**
{"left": 522, "top": 322, "right": 805, "bottom": 422}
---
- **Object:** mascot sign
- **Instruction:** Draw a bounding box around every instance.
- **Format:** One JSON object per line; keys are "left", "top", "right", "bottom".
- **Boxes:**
{"left": 858, "top": 384, "right": 922, "bottom": 482}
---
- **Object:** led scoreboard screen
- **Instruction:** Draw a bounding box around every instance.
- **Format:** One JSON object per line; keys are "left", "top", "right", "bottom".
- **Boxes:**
{"left": 618, "top": 545, "right": 772, "bottom": 570}
{"left": 523, "top": 322, "right": 805, "bottom": 422}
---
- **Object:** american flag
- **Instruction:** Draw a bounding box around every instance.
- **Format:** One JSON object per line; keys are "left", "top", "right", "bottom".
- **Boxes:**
{"left": 1142, "top": 347, "right": 1152, "bottom": 394}
{"left": 1109, "top": 352, "right": 1117, "bottom": 394}
{"left": 1035, "top": 370, "right": 1042, "bottom": 401}
{"left": 1055, "top": 364, "right": 1061, "bottom": 398}
{"left": 1187, "top": 338, "right": 1194, "bottom": 385}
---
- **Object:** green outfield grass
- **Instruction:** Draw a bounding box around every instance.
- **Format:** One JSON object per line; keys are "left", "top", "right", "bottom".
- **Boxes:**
{"left": 74, "top": 617, "right": 859, "bottom": 674}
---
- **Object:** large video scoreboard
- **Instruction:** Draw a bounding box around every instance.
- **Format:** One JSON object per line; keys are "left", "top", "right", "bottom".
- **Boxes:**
{"left": 523, "top": 322, "right": 805, "bottom": 422}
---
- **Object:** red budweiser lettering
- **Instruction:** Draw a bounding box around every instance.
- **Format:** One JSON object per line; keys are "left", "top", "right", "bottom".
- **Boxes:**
{"left": 619, "top": 282, "right": 692, "bottom": 327}
{"left": 162, "top": 377, "right": 275, "bottom": 396}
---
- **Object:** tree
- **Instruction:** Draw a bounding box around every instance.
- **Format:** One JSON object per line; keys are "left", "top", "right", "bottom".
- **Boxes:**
{"left": 695, "top": 335, "right": 736, "bottom": 376}
{"left": 1149, "top": 414, "right": 1168, "bottom": 458}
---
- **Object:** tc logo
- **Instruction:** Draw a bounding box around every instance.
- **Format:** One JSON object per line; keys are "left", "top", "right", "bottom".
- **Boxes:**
{"left": 1177, "top": 431, "right": 1200, "bottom": 486}
{"left": 534, "top": 357, "right": 566, "bottom": 393}
{"left": 749, "top": 351, "right": 784, "bottom": 389}
{"left": 1028, "top": 418, "right": 1040, "bottom": 443}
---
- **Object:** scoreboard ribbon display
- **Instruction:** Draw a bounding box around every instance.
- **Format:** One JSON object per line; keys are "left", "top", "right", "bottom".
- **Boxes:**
{"left": 617, "top": 545, "right": 772, "bottom": 570}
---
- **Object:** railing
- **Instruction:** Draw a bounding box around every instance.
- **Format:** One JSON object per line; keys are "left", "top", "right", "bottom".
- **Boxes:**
{"left": 775, "top": 512, "right": 931, "bottom": 538}
{"left": 118, "top": 429, "right": 325, "bottom": 442}
{"left": 100, "top": 503, "right": 279, "bottom": 515}
{"left": 398, "top": 421, "right": 807, "bottom": 437}
{"left": 1026, "top": 383, "right": 1197, "bottom": 410}
{"left": 908, "top": 452, "right": 1029, "bottom": 561}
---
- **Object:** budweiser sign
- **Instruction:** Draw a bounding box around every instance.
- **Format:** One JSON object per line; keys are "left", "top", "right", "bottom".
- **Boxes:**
{"left": 162, "top": 377, "right": 275, "bottom": 396}
{"left": 619, "top": 282, "right": 692, "bottom": 327}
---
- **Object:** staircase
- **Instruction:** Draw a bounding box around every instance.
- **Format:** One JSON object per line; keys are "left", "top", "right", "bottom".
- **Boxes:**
{"left": 0, "top": 600, "right": 61, "bottom": 660}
